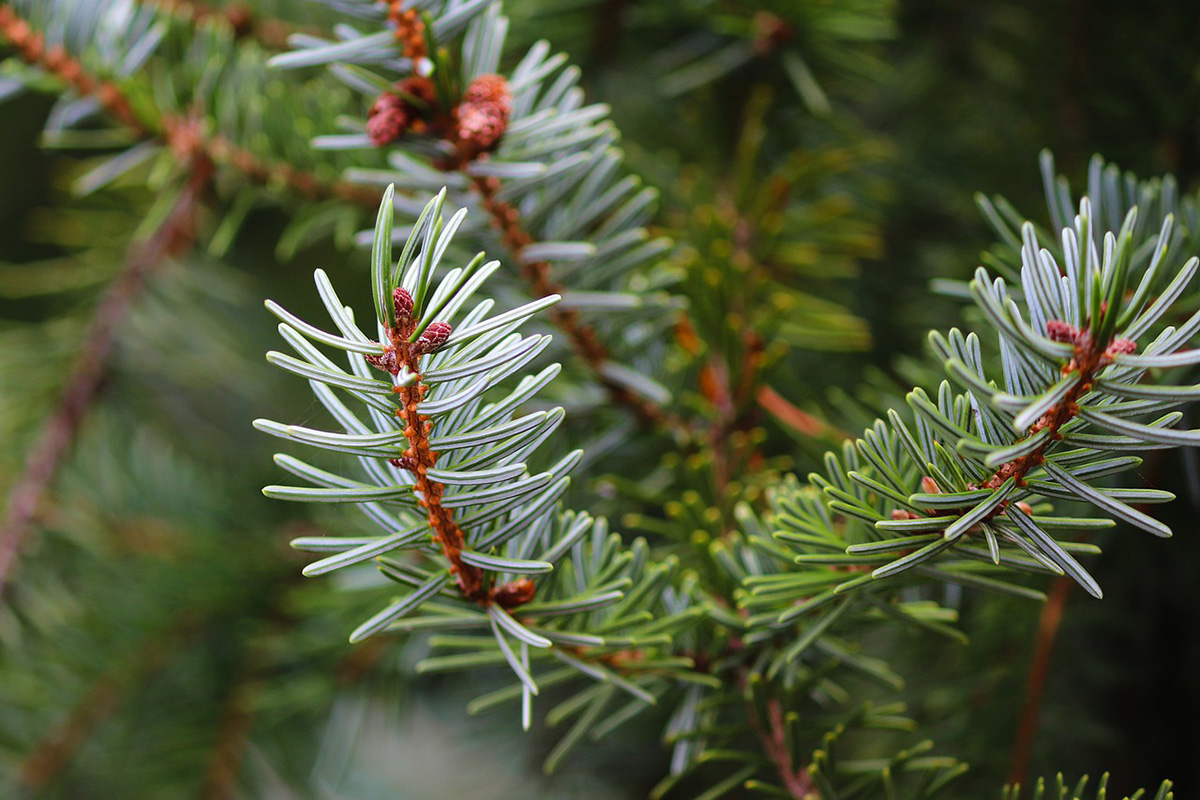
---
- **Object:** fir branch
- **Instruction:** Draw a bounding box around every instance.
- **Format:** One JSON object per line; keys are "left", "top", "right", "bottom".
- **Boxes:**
{"left": 0, "top": 158, "right": 212, "bottom": 594}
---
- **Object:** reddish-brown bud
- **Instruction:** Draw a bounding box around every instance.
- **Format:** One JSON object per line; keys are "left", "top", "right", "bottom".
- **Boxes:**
{"left": 389, "top": 455, "right": 416, "bottom": 470}
{"left": 367, "top": 93, "right": 410, "bottom": 147}
{"left": 920, "top": 476, "right": 941, "bottom": 494}
{"left": 492, "top": 578, "right": 536, "bottom": 609}
{"left": 456, "top": 75, "right": 512, "bottom": 152}
{"left": 412, "top": 321, "right": 452, "bottom": 355}
{"left": 891, "top": 509, "right": 919, "bottom": 520}
{"left": 1046, "top": 319, "right": 1081, "bottom": 344}
{"left": 393, "top": 287, "right": 414, "bottom": 322}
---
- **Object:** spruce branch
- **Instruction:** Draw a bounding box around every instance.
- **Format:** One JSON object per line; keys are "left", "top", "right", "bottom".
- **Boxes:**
{"left": 0, "top": 156, "right": 211, "bottom": 594}
{"left": 751, "top": 195, "right": 1200, "bottom": 613}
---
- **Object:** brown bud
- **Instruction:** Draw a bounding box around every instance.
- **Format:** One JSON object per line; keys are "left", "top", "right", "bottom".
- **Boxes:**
{"left": 389, "top": 455, "right": 416, "bottom": 470}
{"left": 492, "top": 578, "right": 536, "bottom": 609}
{"left": 920, "top": 476, "right": 941, "bottom": 494}
{"left": 365, "top": 347, "right": 399, "bottom": 374}
{"left": 412, "top": 321, "right": 451, "bottom": 355}
{"left": 1107, "top": 338, "right": 1137, "bottom": 356}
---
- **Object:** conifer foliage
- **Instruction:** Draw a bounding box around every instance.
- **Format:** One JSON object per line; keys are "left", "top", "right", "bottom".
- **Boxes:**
{"left": 0, "top": 1, "right": 1193, "bottom": 798}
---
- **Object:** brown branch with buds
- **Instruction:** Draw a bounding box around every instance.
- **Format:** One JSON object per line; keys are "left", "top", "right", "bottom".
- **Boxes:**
{"left": 366, "top": 288, "right": 534, "bottom": 609}
{"left": 365, "top": 72, "right": 673, "bottom": 428}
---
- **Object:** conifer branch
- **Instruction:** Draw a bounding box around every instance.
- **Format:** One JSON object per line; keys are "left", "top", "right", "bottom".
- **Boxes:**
{"left": 0, "top": 158, "right": 211, "bottom": 594}
{"left": 0, "top": 4, "right": 380, "bottom": 207}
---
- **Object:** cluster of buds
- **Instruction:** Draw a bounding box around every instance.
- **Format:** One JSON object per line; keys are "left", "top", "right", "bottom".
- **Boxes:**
{"left": 456, "top": 74, "right": 512, "bottom": 154}
{"left": 1046, "top": 319, "right": 1085, "bottom": 344}
{"left": 1046, "top": 319, "right": 1136, "bottom": 362}
{"left": 367, "top": 77, "right": 436, "bottom": 147}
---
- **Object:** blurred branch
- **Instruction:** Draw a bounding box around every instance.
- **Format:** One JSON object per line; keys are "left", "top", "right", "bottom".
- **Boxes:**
{"left": 0, "top": 157, "right": 212, "bottom": 595}
{"left": 135, "top": 0, "right": 309, "bottom": 50}
{"left": 1007, "top": 575, "right": 1073, "bottom": 788}
{"left": 0, "top": 5, "right": 380, "bottom": 207}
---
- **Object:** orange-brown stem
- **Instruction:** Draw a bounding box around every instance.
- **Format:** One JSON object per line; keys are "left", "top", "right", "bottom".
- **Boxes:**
{"left": 381, "top": 315, "right": 489, "bottom": 603}
{"left": 0, "top": 7, "right": 146, "bottom": 133}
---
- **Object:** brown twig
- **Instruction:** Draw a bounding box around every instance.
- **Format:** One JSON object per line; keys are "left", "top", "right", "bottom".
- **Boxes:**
{"left": 1007, "top": 575, "right": 1073, "bottom": 789}
{"left": 368, "top": 291, "right": 531, "bottom": 608}
{"left": 0, "top": 6, "right": 146, "bottom": 133}
{"left": 0, "top": 153, "right": 212, "bottom": 595}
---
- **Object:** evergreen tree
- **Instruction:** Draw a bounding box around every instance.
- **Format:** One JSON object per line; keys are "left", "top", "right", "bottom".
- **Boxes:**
{"left": 0, "top": 2, "right": 1195, "bottom": 798}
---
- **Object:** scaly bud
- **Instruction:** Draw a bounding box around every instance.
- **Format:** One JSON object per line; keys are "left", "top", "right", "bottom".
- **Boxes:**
{"left": 367, "top": 93, "right": 409, "bottom": 147}
{"left": 1046, "top": 319, "right": 1081, "bottom": 344}
{"left": 393, "top": 287, "right": 414, "bottom": 323}
{"left": 412, "top": 321, "right": 452, "bottom": 356}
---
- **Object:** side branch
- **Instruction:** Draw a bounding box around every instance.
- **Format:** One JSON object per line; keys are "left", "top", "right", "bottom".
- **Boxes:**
{"left": 471, "top": 175, "right": 667, "bottom": 427}
{"left": 0, "top": 6, "right": 145, "bottom": 133}
{"left": 0, "top": 157, "right": 212, "bottom": 595}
